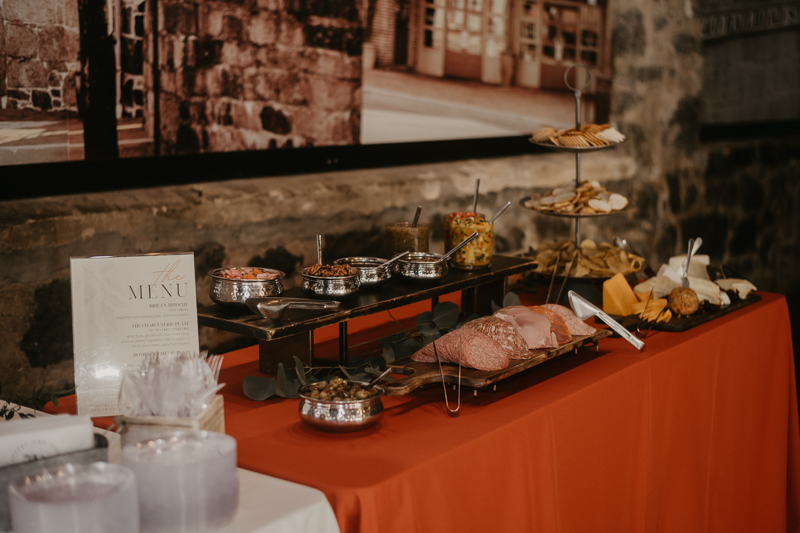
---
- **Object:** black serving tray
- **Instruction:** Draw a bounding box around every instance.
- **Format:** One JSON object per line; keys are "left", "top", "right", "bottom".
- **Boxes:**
{"left": 612, "top": 293, "right": 762, "bottom": 333}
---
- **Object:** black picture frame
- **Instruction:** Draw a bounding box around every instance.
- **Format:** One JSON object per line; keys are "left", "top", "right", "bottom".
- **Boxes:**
{"left": 1, "top": 134, "right": 543, "bottom": 201}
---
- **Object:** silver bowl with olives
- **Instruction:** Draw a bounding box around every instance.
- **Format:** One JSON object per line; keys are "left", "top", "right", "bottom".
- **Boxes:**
{"left": 298, "top": 377, "right": 385, "bottom": 432}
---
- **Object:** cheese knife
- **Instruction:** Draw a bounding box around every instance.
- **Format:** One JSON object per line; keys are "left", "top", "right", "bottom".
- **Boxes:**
{"left": 568, "top": 291, "right": 645, "bottom": 351}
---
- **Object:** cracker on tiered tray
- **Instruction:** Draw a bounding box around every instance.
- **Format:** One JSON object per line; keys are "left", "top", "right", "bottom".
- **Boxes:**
{"left": 523, "top": 180, "right": 629, "bottom": 216}
{"left": 531, "top": 124, "right": 625, "bottom": 148}
{"left": 531, "top": 239, "right": 644, "bottom": 278}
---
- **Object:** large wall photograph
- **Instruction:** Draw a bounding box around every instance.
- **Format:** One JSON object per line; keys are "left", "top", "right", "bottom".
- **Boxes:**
{"left": 0, "top": 0, "right": 611, "bottom": 166}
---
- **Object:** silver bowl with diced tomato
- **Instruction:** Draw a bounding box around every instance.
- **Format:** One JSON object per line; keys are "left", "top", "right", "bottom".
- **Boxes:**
{"left": 208, "top": 267, "right": 285, "bottom": 306}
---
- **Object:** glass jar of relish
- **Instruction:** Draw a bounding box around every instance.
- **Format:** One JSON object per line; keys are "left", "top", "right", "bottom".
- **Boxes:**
{"left": 443, "top": 212, "right": 482, "bottom": 253}
{"left": 447, "top": 214, "right": 493, "bottom": 270}
{"left": 385, "top": 222, "right": 430, "bottom": 257}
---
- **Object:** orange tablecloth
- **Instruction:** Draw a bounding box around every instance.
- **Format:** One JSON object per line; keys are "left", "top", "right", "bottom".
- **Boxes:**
{"left": 50, "top": 293, "right": 800, "bottom": 532}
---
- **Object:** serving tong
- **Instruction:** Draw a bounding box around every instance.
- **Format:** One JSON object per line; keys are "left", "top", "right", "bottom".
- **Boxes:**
{"left": 632, "top": 289, "right": 669, "bottom": 339}
{"left": 545, "top": 253, "right": 578, "bottom": 305}
{"left": 246, "top": 297, "right": 341, "bottom": 321}
{"left": 613, "top": 235, "right": 656, "bottom": 279}
{"left": 433, "top": 340, "right": 461, "bottom": 417}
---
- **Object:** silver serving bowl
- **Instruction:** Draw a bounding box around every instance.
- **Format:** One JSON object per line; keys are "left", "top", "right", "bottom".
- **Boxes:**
{"left": 208, "top": 267, "right": 285, "bottom": 306}
{"left": 334, "top": 257, "right": 391, "bottom": 288}
{"left": 298, "top": 381, "right": 385, "bottom": 432}
{"left": 300, "top": 267, "right": 361, "bottom": 299}
{"left": 394, "top": 252, "right": 448, "bottom": 281}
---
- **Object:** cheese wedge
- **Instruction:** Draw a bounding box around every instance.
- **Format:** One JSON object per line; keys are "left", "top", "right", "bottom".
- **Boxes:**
{"left": 603, "top": 273, "right": 637, "bottom": 316}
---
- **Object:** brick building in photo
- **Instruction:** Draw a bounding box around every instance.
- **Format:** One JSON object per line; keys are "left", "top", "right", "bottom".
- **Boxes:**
{"left": 0, "top": 0, "right": 364, "bottom": 158}
{"left": 368, "top": 0, "right": 611, "bottom": 93}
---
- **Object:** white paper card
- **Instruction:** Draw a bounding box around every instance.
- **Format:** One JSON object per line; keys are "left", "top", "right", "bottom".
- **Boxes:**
{"left": 70, "top": 253, "right": 199, "bottom": 416}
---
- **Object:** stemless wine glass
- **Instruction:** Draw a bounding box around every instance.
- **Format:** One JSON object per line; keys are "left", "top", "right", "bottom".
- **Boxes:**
{"left": 8, "top": 462, "right": 139, "bottom": 533}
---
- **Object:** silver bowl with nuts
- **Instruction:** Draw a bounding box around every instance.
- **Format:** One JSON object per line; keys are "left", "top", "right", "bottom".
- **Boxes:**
{"left": 298, "top": 378, "right": 384, "bottom": 432}
{"left": 300, "top": 264, "right": 361, "bottom": 299}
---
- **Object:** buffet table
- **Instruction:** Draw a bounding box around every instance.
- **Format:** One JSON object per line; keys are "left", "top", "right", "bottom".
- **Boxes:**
{"left": 48, "top": 292, "right": 800, "bottom": 532}
{"left": 219, "top": 291, "right": 800, "bottom": 533}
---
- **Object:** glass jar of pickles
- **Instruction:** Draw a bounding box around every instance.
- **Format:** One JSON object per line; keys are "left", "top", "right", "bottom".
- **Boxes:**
{"left": 385, "top": 222, "right": 430, "bottom": 257}
{"left": 447, "top": 214, "right": 493, "bottom": 270}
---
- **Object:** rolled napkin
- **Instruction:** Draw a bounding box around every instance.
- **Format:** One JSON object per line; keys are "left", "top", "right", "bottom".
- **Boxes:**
{"left": 0, "top": 414, "right": 94, "bottom": 468}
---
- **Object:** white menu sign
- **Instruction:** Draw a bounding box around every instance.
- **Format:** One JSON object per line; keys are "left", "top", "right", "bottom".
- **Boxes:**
{"left": 70, "top": 253, "right": 199, "bottom": 416}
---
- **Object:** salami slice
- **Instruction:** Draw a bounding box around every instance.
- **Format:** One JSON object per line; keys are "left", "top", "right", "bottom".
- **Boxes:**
{"left": 462, "top": 316, "right": 530, "bottom": 359}
{"left": 540, "top": 303, "right": 596, "bottom": 336}
{"left": 458, "top": 329, "right": 510, "bottom": 371}
{"left": 411, "top": 328, "right": 468, "bottom": 363}
{"left": 528, "top": 306, "right": 572, "bottom": 344}
{"left": 410, "top": 328, "right": 509, "bottom": 371}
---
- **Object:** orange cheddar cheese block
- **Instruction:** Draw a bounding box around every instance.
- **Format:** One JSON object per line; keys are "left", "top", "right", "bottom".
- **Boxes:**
{"left": 602, "top": 273, "right": 637, "bottom": 316}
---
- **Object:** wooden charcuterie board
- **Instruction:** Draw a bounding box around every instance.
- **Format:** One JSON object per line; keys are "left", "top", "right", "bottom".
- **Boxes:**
{"left": 384, "top": 328, "right": 612, "bottom": 396}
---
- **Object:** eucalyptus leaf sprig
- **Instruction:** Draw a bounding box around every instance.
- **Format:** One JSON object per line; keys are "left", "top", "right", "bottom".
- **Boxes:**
{"left": 242, "top": 294, "right": 521, "bottom": 402}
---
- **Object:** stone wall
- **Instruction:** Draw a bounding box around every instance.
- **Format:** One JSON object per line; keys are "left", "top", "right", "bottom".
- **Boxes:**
{"left": 1, "top": 0, "right": 799, "bottom": 400}
{"left": 0, "top": 0, "right": 80, "bottom": 111}
{"left": 150, "top": 0, "right": 364, "bottom": 155}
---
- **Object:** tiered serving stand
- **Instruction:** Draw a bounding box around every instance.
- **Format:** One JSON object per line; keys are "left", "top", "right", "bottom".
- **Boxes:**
{"left": 521, "top": 64, "right": 626, "bottom": 245}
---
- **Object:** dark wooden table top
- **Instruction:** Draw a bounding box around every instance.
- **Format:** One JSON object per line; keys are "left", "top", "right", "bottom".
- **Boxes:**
{"left": 197, "top": 254, "right": 536, "bottom": 341}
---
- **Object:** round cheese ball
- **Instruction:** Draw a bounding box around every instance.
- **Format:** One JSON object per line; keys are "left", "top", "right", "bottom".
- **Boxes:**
{"left": 668, "top": 287, "right": 700, "bottom": 316}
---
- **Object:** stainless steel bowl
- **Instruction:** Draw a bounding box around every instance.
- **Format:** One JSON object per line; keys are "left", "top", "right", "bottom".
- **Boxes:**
{"left": 334, "top": 257, "right": 391, "bottom": 288}
{"left": 394, "top": 252, "right": 448, "bottom": 281}
{"left": 300, "top": 267, "right": 361, "bottom": 299}
{"left": 298, "top": 381, "right": 385, "bottom": 432}
{"left": 208, "top": 268, "right": 285, "bottom": 306}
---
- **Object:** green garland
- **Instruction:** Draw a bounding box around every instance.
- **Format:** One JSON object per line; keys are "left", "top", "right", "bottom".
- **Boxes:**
{"left": 243, "top": 292, "right": 522, "bottom": 401}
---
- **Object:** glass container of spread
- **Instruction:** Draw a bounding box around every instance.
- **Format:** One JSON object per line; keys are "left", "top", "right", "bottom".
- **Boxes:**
{"left": 447, "top": 214, "right": 493, "bottom": 270}
{"left": 385, "top": 222, "right": 430, "bottom": 257}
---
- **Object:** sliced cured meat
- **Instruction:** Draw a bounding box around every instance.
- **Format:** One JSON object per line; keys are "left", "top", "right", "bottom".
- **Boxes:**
{"left": 462, "top": 316, "right": 530, "bottom": 359}
{"left": 410, "top": 328, "right": 509, "bottom": 371}
{"left": 540, "top": 304, "right": 596, "bottom": 336}
{"left": 458, "top": 329, "right": 510, "bottom": 371}
{"left": 411, "top": 328, "right": 468, "bottom": 363}
{"left": 493, "top": 306, "right": 557, "bottom": 350}
{"left": 528, "top": 306, "right": 572, "bottom": 344}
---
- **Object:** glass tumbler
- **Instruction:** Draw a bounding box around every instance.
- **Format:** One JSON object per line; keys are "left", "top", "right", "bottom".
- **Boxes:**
{"left": 121, "top": 430, "right": 238, "bottom": 533}
{"left": 8, "top": 462, "right": 139, "bottom": 533}
{"left": 385, "top": 222, "right": 430, "bottom": 257}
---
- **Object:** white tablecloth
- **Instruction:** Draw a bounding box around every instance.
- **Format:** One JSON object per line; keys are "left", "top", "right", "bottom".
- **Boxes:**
{"left": 219, "top": 469, "right": 340, "bottom": 533}
{"left": 2, "top": 404, "right": 338, "bottom": 533}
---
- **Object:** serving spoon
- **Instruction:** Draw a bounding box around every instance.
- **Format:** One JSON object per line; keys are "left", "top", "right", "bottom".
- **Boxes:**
{"left": 438, "top": 231, "right": 480, "bottom": 263}
{"left": 377, "top": 251, "right": 410, "bottom": 270}
{"left": 488, "top": 201, "right": 512, "bottom": 223}
{"left": 246, "top": 297, "right": 341, "bottom": 321}
{"left": 364, "top": 367, "right": 393, "bottom": 389}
